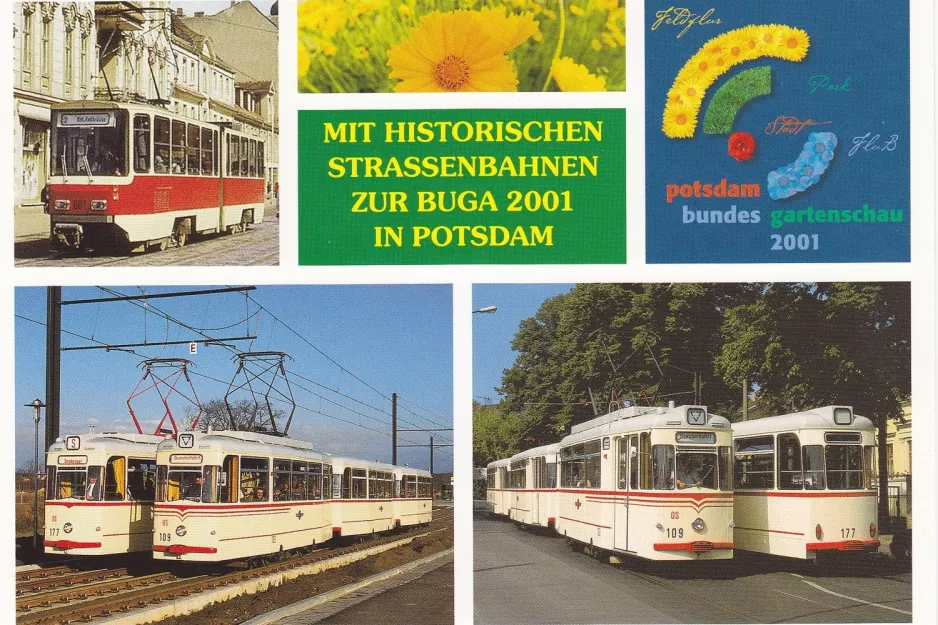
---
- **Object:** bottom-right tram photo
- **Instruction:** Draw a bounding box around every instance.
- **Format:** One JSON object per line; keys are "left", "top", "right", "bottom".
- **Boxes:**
{"left": 473, "top": 282, "right": 912, "bottom": 624}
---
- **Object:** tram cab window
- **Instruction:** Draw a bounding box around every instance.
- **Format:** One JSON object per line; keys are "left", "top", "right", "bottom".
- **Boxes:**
{"left": 201, "top": 127, "right": 214, "bottom": 176}
{"left": 163, "top": 467, "right": 202, "bottom": 502}
{"left": 734, "top": 436, "right": 775, "bottom": 489}
{"left": 825, "top": 444, "right": 863, "bottom": 490}
{"left": 239, "top": 456, "right": 269, "bottom": 502}
{"left": 133, "top": 115, "right": 150, "bottom": 173}
{"left": 675, "top": 450, "right": 716, "bottom": 490}
{"left": 274, "top": 458, "right": 292, "bottom": 501}
{"left": 52, "top": 466, "right": 93, "bottom": 500}
{"left": 127, "top": 458, "right": 156, "bottom": 501}
{"left": 248, "top": 140, "right": 257, "bottom": 177}
{"left": 777, "top": 433, "right": 803, "bottom": 490}
{"left": 257, "top": 142, "right": 264, "bottom": 179}
{"left": 45, "top": 466, "right": 56, "bottom": 501}
{"left": 240, "top": 137, "right": 249, "bottom": 176}
{"left": 186, "top": 124, "right": 201, "bottom": 175}
{"left": 104, "top": 456, "right": 126, "bottom": 501}
{"left": 801, "top": 445, "right": 825, "bottom": 490}
{"left": 154, "top": 116, "right": 170, "bottom": 173}
{"left": 201, "top": 466, "right": 220, "bottom": 503}
{"left": 171, "top": 120, "right": 186, "bottom": 174}
{"left": 51, "top": 109, "right": 127, "bottom": 177}
{"left": 652, "top": 445, "right": 675, "bottom": 489}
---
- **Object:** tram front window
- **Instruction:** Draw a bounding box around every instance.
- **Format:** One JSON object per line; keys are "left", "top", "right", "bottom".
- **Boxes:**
{"left": 826, "top": 445, "right": 863, "bottom": 490}
{"left": 51, "top": 110, "right": 127, "bottom": 177}
{"left": 676, "top": 452, "right": 717, "bottom": 490}
{"left": 167, "top": 470, "right": 204, "bottom": 502}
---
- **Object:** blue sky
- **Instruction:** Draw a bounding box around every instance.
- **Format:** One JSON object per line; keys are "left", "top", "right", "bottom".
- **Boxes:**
{"left": 472, "top": 284, "right": 574, "bottom": 404}
{"left": 15, "top": 286, "right": 452, "bottom": 473}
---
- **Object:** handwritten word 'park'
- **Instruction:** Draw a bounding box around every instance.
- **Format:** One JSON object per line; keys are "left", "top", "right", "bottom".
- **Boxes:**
{"left": 651, "top": 7, "right": 721, "bottom": 38}
{"left": 808, "top": 75, "right": 853, "bottom": 94}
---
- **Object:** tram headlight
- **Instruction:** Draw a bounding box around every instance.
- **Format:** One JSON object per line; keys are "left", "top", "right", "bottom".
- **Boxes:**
{"left": 63, "top": 523, "right": 73, "bottom": 534}
{"left": 175, "top": 525, "right": 187, "bottom": 537}
{"left": 90, "top": 200, "right": 107, "bottom": 211}
{"left": 816, "top": 524, "right": 823, "bottom": 540}
{"left": 870, "top": 523, "right": 877, "bottom": 537}
{"left": 691, "top": 518, "right": 706, "bottom": 532}
{"left": 54, "top": 200, "right": 70, "bottom": 211}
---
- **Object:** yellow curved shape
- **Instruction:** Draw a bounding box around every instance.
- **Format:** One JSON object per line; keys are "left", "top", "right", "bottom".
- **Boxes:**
{"left": 662, "top": 24, "right": 810, "bottom": 139}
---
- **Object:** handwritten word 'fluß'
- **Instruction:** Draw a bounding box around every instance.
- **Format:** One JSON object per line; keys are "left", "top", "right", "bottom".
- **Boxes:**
{"left": 808, "top": 75, "right": 853, "bottom": 94}
{"left": 765, "top": 117, "right": 833, "bottom": 135}
{"left": 651, "top": 7, "right": 722, "bottom": 38}
{"left": 849, "top": 133, "right": 899, "bottom": 157}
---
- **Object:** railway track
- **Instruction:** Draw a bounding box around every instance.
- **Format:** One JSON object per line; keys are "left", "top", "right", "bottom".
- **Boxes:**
{"left": 16, "top": 509, "right": 453, "bottom": 625}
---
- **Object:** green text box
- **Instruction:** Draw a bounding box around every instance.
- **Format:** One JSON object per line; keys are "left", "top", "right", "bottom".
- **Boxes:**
{"left": 298, "top": 109, "right": 626, "bottom": 265}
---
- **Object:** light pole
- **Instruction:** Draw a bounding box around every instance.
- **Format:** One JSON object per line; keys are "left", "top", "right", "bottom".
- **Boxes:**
{"left": 472, "top": 306, "right": 497, "bottom": 314}
{"left": 26, "top": 399, "right": 46, "bottom": 550}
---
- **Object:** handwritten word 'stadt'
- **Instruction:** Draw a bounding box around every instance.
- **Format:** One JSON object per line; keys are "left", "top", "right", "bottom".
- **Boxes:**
{"left": 651, "top": 7, "right": 722, "bottom": 38}
{"left": 765, "top": 116, "right": 833, "bottom": 135}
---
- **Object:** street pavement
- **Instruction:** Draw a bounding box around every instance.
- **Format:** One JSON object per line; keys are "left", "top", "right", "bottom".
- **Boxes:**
{"left": 474, "top": 514, "right": 912, "bottom": 624}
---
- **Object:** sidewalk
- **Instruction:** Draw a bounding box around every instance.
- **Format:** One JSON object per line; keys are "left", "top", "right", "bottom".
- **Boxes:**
{"left": 15, "top": 206, "right": 49, "bottom": 241}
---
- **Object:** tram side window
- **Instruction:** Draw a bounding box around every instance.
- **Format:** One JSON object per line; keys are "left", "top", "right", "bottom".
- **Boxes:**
{"left": 294, "top": 461, "right": 311, "bottom": 500}
{"left": 213, "top": 130, "right": 219, "bottom": 176}
{"left": 257, "top": 142, "right": 264, "bottom": 178}
{"left": 156, "top": 465, "right": 168, "bottom": 501}
{"left": 127, "top": 458, "right": 156, "bottom": 501}
{"left": 248, "top": 140, "right": 257, "bottom": 177}
{"left": 186, "top": 124, "right": 201, "bottom": 175}
{"left": 201, "top": 127, "right": 213, "bottom": 176}
{"left": 402, "top": 475, "right": 416, "bottom": 497}
{"left": 801, "top": 445, "right": 825, "bottom": 490}
{"left": 133, "top": 115, "right": 150, "bottom": 173}
{"left": 864, "top": 446, "right": 874, "bottom": 489}
{"left": 826, "top": 445, "right": 863, "bottom": 490}
{"left": 240, "top": 137, "right": 249, "bottom": 176}
{"left": 718, "top": 446, "right": 733, "bottom": 491}
{"left": 777, "top": 433, "right": 803, "bottom": 490}
{"left": 509, "top": 460, "right": 526, "bottom": 489}
{"left": 45, "top": 466, "right": 56, "bottom": 500}
{"left": 154, "top": 116, "right": 170, "bottom": 173}
{"left": 498, "top": 467, "right": 507, "bottom": 489}
{"left": 369, "top": 470, "right": 392, "bottom": 498}
{"left": 652, "top": 445, "right": 675, "bottom": 490}
{"left": 486, "top": 468, "right": 495, "bottom": 490}
{"left": 240, "top": 456, "right": 269, "bottom": 502}
{"left": 640, "top": 432, "right": 652, "bottom": 489}
{"left": 584, "top": 440, "right": 601, "bottom": 489}
{"left": 351, "top": 468, "right": 367, "bottom": 498}
{"left": 219, "top": 455, "right": 239, "bottom": 503}
{"left": 171, "top": 120, "right": 186, "bottom": 174}
{"left": 202, "top": 466, "right": 219, "bottom": 503}
{"left": 547, "top": 461, "right": 557, "bottom": 488}
{"left": 274, "top": 458, "right": 292, "bottom": 501}
{"left": 322, "top": 464, "right": 332, "bottom": 500}
{"left": 734, "top": 436, "right": 775, "bottom": 489}
{"left": 228, "top": 135, "right": 240, "bottom": 176}
{"left": 417, "top": 476, "right": 432, "bottom": 498}
{"left": 104, "top": 456, "right": 126, "bottom": 501}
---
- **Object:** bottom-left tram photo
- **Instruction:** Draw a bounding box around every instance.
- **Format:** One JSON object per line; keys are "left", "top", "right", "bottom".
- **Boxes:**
{"left": 14, "top": 285, "right": 455, "bottom": 625}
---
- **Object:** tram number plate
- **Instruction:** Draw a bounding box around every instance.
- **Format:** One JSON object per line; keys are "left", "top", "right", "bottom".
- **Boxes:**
{"left": 159, "top": 533, "right": 173, "bottom": 542}
{"left": 841, "top": 527, "right": 856, "bottom": 538}
{"left": 48, "top": 528, "right": 59, "bottom": 537}
{"left": 666, "top": 527, "right": 684, "bottom": 539}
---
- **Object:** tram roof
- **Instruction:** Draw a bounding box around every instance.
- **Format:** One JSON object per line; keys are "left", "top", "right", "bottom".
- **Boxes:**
{"left": 732, "top": 406, "right": 874, "bottom": 436}
{"left": 510, "top": 442, "right": 560, "bottom": 462}
{"left": 329, "top": 456, "right": 430, "bottom": 477}
{"left": 486, "top": 457, "right": 511, "bottom": 470}
{"left": 157, "top": 429, "right": 331, "bottom": 458}
{"left": 48, "top": 432, "right": 165, "bottom": 456}
{"left": 560, "top": 405, "right": 730, "bottom": 446}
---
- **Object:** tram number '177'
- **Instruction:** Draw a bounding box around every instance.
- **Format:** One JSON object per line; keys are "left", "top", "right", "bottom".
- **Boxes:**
{"left": 841, "top": 527, "right": 856, "bottom": 538}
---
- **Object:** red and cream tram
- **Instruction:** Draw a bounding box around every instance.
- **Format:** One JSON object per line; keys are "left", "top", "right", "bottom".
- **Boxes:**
{"left": 48, "top": 100, "right": 266, "bottom": 252}
{"left": 732, "top": 406, "right": 880, "bottom": 560}
{"left": 554, "top": 405, "right": 735, "bottom": 561}
{"left": 393, "top": 466, "right": 434, "bottom": 529}
{"left": 152, "top": 430, "right": 334, "bottom": 562}
{"left": 44, "top": 433, "right": 162, "bottom": 555}
{"left": 505, "top": 443, "right": 560, "bottom": 528}
{"left": 485, "top": 458, "right": 511, "bottom": 517}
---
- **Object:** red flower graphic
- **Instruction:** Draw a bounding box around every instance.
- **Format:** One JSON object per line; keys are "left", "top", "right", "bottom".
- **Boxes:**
{"left": 728, "top": 132, "right": 756, "bottom": 162}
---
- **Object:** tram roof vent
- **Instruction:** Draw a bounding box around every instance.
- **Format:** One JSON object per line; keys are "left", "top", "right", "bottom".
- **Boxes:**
{"left": 656, "top": 407, "right": 665, "bottom": 415}
{"left": 668, "top": 400, "right": 676, "bottom": 409}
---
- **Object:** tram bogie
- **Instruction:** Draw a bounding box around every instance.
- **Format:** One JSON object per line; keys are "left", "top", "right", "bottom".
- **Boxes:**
{"left": 44, "top": 433, "right": 163, "bottom": 556}
{"left": 732, "top": 406, "right": 880, "bottom": 560}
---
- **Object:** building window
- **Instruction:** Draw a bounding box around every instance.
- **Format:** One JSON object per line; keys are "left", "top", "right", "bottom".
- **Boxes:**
{"left": 80, "top": 32, "right": 88, "bottom": 95}
{"left": 886, "top": 443, "right": 894, "bottom": 475}
{"left": 64, "top": 29, "right": 74, "bottom": 94}
{"left": 40, "top": 16, "right": 51, "bottom": 89}
{"left": 22, "top": 10, "right": 34, "bottom": 83}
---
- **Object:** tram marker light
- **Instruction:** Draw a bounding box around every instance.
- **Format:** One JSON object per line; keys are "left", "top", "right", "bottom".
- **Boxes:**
{"left": 815, "top": 524, "right": 823, "bottom": 540}
{"left": 55, "top": 200, "right": 70, "bottom": 211}
{"left": 91, "top": 200, "right": 107, "bottom": 211}
{"left": 870, "top": 523, "right": 877, "bottom": 537}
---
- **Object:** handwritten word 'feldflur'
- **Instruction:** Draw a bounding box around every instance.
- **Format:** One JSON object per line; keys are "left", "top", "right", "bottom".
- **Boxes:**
{"left": 651, "top": 7, "right": 722, "bottom": 38}
{"left": 765, "top": 116, "right": 833, "bottom": 135}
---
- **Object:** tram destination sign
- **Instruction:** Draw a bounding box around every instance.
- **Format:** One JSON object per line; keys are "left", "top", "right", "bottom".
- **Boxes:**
{"left": 676, "top": 432, "right": 717, "bottom": 444}
{"left": 58, "top": 113, "right": 115, "bottom": 128}
{"left": 169, "top": 454, "right": 202, "bottom": 464}
{"left": 58, "top": 455, "right": 88, "bottom": 465}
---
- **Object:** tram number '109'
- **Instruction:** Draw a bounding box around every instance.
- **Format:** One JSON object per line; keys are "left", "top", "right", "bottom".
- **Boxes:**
{"left": 666, "top": 528, "right": 684, "bottom": 538}
{"left": 159, "top": 533, "right": 172, "bottom": 542}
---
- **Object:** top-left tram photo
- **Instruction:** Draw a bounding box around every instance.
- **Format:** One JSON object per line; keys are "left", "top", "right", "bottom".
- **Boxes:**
{"left": 12, "top": 1, "right": 280, "bottom": 266}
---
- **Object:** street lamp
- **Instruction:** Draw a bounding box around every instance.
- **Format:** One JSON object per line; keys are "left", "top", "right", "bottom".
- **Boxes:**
{"left": 25, "top": 399, "right": 46, "bottom": 551}
{"left": 472, "top": 306, "right": 497, "bottom": 314}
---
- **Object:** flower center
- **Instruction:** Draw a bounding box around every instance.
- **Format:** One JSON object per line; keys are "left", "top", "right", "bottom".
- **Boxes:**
{"left": 676, "top": 114, "right": 687, "bottom": 125}
{"left": 698, "top": 61, "right": 709, "bottom": 71}
{"left": 787, "top": 36, "right": 799, "bottom": 49}
{"left": 763, "top": 33, "right": 774, "bottom": 43}
{"left": 434, "top": 55, "right": 471, "bottom": 91}
{"left": 731, "top": 46, "right": 741, "bottom": 56}
{"left": 686, "top": 87, "right": 696, "bottom": 97}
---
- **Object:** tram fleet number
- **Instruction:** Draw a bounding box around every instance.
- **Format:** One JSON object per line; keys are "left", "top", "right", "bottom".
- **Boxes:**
{"left": 665, "top": 511, "right": 683, "bottom": 538}
{"left": 771, "top": 234, "right": 820, "bottom": 251}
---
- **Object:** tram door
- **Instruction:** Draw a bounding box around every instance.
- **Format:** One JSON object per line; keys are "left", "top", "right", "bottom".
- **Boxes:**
{"left": 531, "top": 459, "right": 540, "bottom": 521}
{"left": 613, "top": 436, "right": 637, "bottom": 552}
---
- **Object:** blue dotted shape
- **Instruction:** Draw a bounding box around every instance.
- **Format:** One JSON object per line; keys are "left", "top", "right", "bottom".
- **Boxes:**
{"left": 767, "top": 132, "right": 838, "bottom": 200}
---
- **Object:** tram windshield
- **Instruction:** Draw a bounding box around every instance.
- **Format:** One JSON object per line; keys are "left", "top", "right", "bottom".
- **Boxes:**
{"left": 825, "top": 444, "right": 863, "bottom": 490}
{"left": 51, "top": 110, "right": 128, "bottom": 178}
{"left": 49, "top": 466, "right": 105, "bottom": 500}
{"left": 675, "top": 451, "right": 717, "bottom": 489}
{"left": 163, "top": 469, "right": 203, "bottom": 502}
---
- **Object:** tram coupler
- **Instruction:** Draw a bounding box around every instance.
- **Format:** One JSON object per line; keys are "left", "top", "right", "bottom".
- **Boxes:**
{"left": 51, "top": 223, "right": 83, "bottom": 250}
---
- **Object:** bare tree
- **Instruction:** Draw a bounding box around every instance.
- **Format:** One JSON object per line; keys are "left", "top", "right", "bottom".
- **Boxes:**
{"left": 184, "top": 398, "right": 285, "bottom": 433}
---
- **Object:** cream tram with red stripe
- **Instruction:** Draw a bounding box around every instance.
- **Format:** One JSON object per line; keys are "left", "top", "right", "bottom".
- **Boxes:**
{"left": 152, "top": 430, "right": 333, "bottom": 562}
{"left": 554, "top": 405, "right": 734, "bottom": 561}
{"left": 44, "top": 433, "right": 162, "bottom": 555}
{"left": 732, "top": 406, "right": 880, "bottom": 560}
{"left": 48, "top": 100, "right": 265, "bottom": 252}
{"left": 505, "top": 444, "right": 560, "bottom": 528}
{"left": 485, "top": 458, "right": 511, "bottom": 516}
{"left": 393, "top": 466, "right": 434, "bottom": 529}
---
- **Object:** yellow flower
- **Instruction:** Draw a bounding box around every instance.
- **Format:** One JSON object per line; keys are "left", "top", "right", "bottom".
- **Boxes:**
{"left": 532, "top": 30, "right": 543, "bottom": 42}
{"left": 298, "top": 42, "right": 310, "bottom": 78}
{"left": 354, "top": 46, "right": 370, "bottom": 60}
{"left": 398, "top": 3, "right": 412, "bottom": 17}
{"left": 669, "top": 76, "right": 704, "bottom": 108}
{"left": 550, "top": 57, "right": 607, "bottom": 92}
{"left": 591, "top": 39, "right": 602, "bottom": 51}
{"left": 543, "top": 9, "right": 556, "bottom": 19}
{"left": 297, "top": 2, "right": 346, "bottom": 37}
{"left": 601, "top": 32, "right": 617, "bottom": 47}
{"left": 662, "top": 102, "right": 697, "bottom": 139}
{"left": 387, "top": 8, "right": 538, "bottom": 92}
{"left": 569, "top": 4, "right": 584, "bottom": 16}
{"left": 773, "top": 26, "right": 810, "bottom": 62}
{"left": 313, "top": 37, "right": 337, "bottom": 57}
